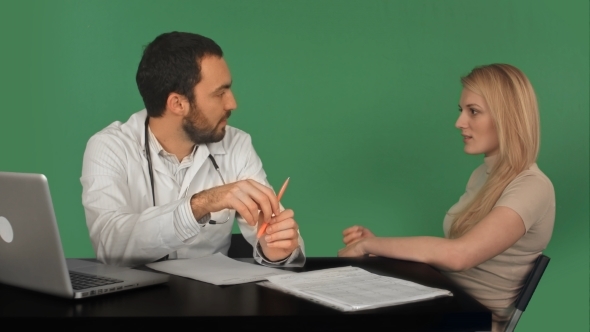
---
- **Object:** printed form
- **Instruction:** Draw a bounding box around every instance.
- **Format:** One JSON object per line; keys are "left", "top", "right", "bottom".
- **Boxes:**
{"left": 146, "top": 252, "right": 294, "bottom": 285}
{"left": 261, "top": 266, "right": 452, "bottom": 311}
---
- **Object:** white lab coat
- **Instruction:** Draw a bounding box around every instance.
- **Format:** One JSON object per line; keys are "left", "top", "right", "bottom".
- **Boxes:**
{"left": 81, "top": 110, "right": 305, "bottom": 267}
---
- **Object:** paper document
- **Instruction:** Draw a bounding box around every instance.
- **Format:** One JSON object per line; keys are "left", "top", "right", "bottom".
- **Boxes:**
{"left": 260, "top": 266, "right": 452, "bottom": 311}
{"left": 146, "top": 252, "right": 294, "bottom": 285}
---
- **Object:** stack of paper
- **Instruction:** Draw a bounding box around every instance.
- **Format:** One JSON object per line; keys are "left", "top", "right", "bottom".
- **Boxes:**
{"left": 259, "top": 266, "right": 452, "bottom": 311}
{"left": 146, "top": 252, "right": 294, "bottom": 285}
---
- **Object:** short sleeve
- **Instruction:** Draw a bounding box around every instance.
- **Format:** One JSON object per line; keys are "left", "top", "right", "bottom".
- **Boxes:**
{"left": 494, "top": 172, "right": 555, "bottom": 231}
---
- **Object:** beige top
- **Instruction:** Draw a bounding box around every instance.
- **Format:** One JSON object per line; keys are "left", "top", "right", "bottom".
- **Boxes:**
{"left": 442, "top": 156, "right": 555, "bottom": 331}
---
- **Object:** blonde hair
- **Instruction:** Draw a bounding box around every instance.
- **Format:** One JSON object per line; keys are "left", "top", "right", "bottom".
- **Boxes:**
{"left": 449, "top": 64, "right": 540, "bottom": 238}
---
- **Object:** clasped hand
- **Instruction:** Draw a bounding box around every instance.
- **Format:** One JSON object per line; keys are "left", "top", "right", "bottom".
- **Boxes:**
{"left": 338, "top": 225, "right": 376, "bottom": 257}
{"left": 190, "top": 179, "right": 299, "bottom": 261}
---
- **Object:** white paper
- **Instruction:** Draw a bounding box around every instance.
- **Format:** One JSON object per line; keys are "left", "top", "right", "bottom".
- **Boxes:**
{"left": 146, "top": 252, "right": 294, "bottom": 285}
{"left": 263, "top": 266, "right": 452, "bottom": 311}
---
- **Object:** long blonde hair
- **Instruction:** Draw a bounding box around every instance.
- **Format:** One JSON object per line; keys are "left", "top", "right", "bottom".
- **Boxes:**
{"left": 449, "top": 64, "right": 540, "bottom": 238}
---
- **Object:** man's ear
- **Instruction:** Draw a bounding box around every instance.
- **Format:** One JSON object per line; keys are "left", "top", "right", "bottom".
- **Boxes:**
{"left": 165, "top": 93, "right": 190, "bottom": 116}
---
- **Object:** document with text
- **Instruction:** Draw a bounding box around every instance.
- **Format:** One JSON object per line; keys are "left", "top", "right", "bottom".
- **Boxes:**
{"left": 259, "top": 266, "right": 452, "bottom": 311}
{"left": 146, "top": 252, "right": 294, "bottom": 285}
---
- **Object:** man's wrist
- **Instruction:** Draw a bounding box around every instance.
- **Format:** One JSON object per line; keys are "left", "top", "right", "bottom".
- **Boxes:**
{"left": 190, "top": 193, "right": 210, "bottom": 222}
{"left": 196, "top": 212, "right": 211, "bottom": 226}
{"left": 256, "top": 242, "right": 289, "bottom": 264}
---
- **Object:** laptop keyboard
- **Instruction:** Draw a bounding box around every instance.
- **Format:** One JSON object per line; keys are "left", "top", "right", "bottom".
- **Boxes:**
{"left": 69, "top": 271, "right": 124, "bottom": 290}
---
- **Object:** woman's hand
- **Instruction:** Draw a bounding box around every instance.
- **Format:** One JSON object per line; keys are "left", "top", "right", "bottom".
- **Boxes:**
{"left": 337, "top": 238, "right": 368, "bottom": 257}
{"left": 342, "top": 225, "right": 375, "bottom": 245}
{"left": 338, "top": 225, "right": 377, "bottom": 257}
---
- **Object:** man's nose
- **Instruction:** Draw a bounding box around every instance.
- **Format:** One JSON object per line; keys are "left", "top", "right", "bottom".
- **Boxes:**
{"left": 225, "top": 91, "right": 237, "bottom": 111}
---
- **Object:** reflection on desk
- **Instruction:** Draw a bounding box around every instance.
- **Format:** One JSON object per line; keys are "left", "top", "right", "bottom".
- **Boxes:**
{"left": 0, "top": 256, "right": 491, "bottom": 332}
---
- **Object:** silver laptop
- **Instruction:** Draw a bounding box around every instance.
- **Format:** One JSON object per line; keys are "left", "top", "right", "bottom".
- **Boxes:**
{"left": 0, "top": 171, "right": 169, "bottom": 299}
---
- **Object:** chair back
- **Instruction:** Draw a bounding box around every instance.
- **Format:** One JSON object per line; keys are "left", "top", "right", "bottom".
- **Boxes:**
{"left": 227, "top": 233, "right": 253, "bottom": 258}
{"left": 505, "top": 254, "right": 550, "bottom": 332}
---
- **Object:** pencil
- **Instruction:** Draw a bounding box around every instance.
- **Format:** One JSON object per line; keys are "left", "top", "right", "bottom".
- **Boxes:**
{"left": 257, "top": 177, "right": 290, "bottom": 239}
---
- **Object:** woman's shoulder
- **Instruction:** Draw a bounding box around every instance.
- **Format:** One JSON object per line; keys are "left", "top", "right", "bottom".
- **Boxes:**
{"left": 511, "top": 163, "right": 554, "bottom": 193}
{"left": 496, "top": 164, "right": 555, "bottom": 235}
{"left": 496, "top": 164, "right": 555, "bottom": 231}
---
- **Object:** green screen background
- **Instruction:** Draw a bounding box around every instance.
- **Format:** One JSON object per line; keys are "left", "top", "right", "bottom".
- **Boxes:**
{"left": 0, "top": 1, "right": 587, "bottom": 330}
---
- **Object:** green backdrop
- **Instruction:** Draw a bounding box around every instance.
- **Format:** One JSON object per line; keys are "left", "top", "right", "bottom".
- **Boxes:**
{"left": 0, "top": 0, "right": 588, "bottom": 330}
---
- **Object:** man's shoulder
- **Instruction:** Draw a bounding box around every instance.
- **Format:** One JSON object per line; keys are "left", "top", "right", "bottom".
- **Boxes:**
{"left": 93, "top": 121, "right": 124, "bottom": 137}
{"left": 89, "top": 110, "right": 144, "bottom": 141}
{"left": 85, "top": 110, "right": 144, "bottom": 153}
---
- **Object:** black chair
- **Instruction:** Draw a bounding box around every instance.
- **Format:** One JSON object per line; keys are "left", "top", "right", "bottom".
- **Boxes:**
{"left": 227, "top": 233, "right": 254, "bottom": 258}
{"left": 505, "top": 254, "right": 551, "bottom": 332}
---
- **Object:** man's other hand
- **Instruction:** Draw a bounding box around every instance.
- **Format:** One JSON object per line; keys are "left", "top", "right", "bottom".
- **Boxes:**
{"left": 190, "top": 179, "right": 280, "bottom": 226}
{"left": 258, "top": 209, "right": 299, "bottom": 262}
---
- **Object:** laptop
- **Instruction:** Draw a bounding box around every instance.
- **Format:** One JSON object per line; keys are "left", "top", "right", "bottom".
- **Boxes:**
{"left": 0, "top": 171, "right": 169, "bottom": 299}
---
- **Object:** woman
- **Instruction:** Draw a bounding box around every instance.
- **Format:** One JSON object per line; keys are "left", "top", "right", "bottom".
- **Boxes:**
{"left": 338, "top": 64, "right": 555, "bottom": 332}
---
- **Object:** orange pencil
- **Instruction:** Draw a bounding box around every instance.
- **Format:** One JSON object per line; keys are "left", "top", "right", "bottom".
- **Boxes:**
{"left": 257, "top": 177, "right": 290, "bottom": 239}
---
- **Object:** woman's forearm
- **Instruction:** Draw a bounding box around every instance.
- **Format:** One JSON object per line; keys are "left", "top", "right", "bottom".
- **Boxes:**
{"left": 361, "top": 236, "right": 465, "bottom": 271}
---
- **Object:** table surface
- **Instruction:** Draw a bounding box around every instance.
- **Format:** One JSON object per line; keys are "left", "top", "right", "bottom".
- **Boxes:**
{"left": 0, "top": 256, "right": 491, "bottom": 331}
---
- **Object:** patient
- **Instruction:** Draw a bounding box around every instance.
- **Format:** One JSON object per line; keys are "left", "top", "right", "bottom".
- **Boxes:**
{"left": 338, "top": 64, "right": 555, "bottom": 332}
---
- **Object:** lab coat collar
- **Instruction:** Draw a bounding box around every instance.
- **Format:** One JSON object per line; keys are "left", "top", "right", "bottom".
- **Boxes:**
{"left": 121, "top": 109, "right": 228, "bottom": 199}
{"left": 206, "top": 139, "right": 226, "bottom": 156}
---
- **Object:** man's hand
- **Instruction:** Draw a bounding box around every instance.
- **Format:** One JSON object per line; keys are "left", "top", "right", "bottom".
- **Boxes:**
{"left": 258, "top": 209, "right": 299, "bottom": 262}
{"left": 189, "top": 179, "right": 279, "bottom": 226}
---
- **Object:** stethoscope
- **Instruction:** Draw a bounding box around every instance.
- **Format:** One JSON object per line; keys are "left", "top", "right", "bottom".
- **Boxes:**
{"left": 144, "top": 117, "right": 230, "bottom": 225}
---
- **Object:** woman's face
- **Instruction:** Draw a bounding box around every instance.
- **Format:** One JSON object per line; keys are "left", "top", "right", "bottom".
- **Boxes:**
{"left": 456, "top": 88, "right": 499, "bottom": 157}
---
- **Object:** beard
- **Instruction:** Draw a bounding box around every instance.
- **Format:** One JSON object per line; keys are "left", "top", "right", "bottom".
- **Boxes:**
{"left": 182, "top": 103, "right": 230, "bottom": 144}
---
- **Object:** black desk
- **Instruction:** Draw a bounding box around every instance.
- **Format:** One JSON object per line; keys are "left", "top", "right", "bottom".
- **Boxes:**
{"left": 0, "top": 257, "right": 491, "bottom": 331}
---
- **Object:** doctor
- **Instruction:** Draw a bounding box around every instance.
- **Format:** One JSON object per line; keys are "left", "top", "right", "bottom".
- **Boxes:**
{"left": 80, "top": 31, "right": 305, "bottom": 268}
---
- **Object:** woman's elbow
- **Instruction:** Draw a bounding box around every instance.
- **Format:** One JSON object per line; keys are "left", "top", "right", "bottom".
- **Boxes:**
{"left": 446, "top": 259, "right": 472, "bottom": 272}
{"left": 436, "top": 258, "right": 467, "bottom": 272}
{"left": 438, "top": 247, "right": 475, "bottom": 272}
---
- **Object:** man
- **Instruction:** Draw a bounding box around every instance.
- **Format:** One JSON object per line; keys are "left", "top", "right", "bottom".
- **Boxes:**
{"left": 81, "top": 32, "right": 304, "bottom": 267}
